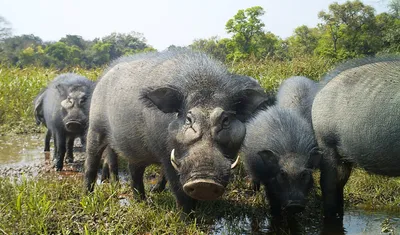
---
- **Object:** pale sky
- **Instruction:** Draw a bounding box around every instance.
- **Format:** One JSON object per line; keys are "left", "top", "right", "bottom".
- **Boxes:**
{"left": 0, "top": 0, "right": 389, "bottom": 51}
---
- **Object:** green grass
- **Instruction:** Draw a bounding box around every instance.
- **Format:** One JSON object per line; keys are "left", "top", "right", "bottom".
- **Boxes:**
{"left": 311, "top": 168, "right": 400, "bottom": 212}
{"left": 344, "top": 169, "right": 400, "bottom": 211}
{"left": 230, "top": 55, "right": 336, "bottom": 91}
{"left": 0, "top": 165, "right": 398, "bottom": 234}
{"left": 0, "top": 168, "right": 267, "bottom": 234}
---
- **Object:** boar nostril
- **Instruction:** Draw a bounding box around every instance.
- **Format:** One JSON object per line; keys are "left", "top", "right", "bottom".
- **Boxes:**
{"left": 213, "top": 188, "right": 222, "bottom": 195}
{"left": 186, "top": 187, "right": 195, "bottom": 193}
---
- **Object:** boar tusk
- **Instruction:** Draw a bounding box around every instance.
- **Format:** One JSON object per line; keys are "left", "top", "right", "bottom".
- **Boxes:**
{"left": 170, "top": 149, "right": 180, "bottom": 171}
{"left": 231, "top": 155, "right": 240, "bottom": 169}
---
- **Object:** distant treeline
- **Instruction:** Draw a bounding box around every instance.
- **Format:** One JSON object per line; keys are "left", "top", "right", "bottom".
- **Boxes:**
{"left": 0, "top": 0, "right": 399, "bottom": 69}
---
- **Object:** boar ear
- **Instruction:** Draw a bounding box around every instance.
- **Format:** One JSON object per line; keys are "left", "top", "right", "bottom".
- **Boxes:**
{"left": 141, "top": 86, "right": 184, "bottom": 113}
{"left": 55, "top": 84, "right": 68, "bottom": 97}
{"left": 258, "top": 150, "right": 278, "bottom": 166}
{"left": 33, "top": 89, "right": 46, "bottom": 125}
{"left": 307, "top": 147, "right": 322, "bottom": 169}
{"left": 234, "top": 89, "right": 271, "bottom": 122}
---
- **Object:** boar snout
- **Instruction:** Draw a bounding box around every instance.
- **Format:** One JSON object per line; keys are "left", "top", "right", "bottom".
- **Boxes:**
{"left": 283, "top": 200, "right": 306, "bottom": 214}
{"left": 183, "top": 179, "right": 224, "bottom": 200}
{"left": 65, "top": 120, "right": 84, "bottom": 133}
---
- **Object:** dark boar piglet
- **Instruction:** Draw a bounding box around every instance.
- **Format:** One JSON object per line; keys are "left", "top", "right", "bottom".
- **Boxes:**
{"left": 242, "top": 106, "right": 320, "bottom": 216}
{"left": 250, "top": 76, "right": 318, "bottom": 192}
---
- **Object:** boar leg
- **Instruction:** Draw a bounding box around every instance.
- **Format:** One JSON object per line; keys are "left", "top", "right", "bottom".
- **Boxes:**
{"left": 151, "top": 169, "right": 167, "bottom": 193}
{"left": 44, "top": 129, "right": 52, "bottom": 152}
{"left": 84, "top": 130, "right": 107, "bottom": 192}
{"left": 52, "top": 132, "right": 57, "bottom": 161}
{"left": 101, "top": 146, "right": 119, "bottom": 182}
{"left": 320, "top": 145, "right": 352, "bottom": 219}
{"left": 54, "top": 131, "right": 67, "bottom": 171}
{"left": 336, "top": 162, "right": 352, "bottom": 217}
{"left": 162, "top": 160, "right": 196, "bottom": 214}
{"left": 128, "top": 163, "right": 146, "bottom": 200}
{"left": 65, "top": 137, "right": 75, "bottom": 163}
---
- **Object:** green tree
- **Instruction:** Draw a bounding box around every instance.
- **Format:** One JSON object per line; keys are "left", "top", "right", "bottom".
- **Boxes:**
{"left": 190, "top": 36, "right": 230, "bottom": 62}
{"left": 102, "top": 32, "right": 152, "bottom": 60}
{"left": 0, "top": 34, "right": 43, "bottom": 65}
{"left": 16, "top": 45, "right": 47, "bottom": 67}
{"left": 388, "top": 0, "right": 400, "bottom": 18}
{"left": 375, "top": 12, "right": 400, "bottom": 53}
{"left": 225, "top": 6, "right": 266, "bottom": 60}
{"left": 317, "top": 0, "right": 378, "bottom": 59}
{"left": 287, "top": 25, "right": 321, "bottom": 57}
{"left": 17, "top": 46, "right": 35, "bottom": 66}
{"left": 0, "top": 16, "right": 12, "bottom": 40}
{"left": 88, "top": 41, "right": 112, "bottom": 66}
{"left": 60, "top": 35, "right": 87, "bottom": 50}
{"left": 252, "top": 32, "right": 281, "bottom": 59}
{"left": 45, "top": 42, "right": 70, "bottom": 62}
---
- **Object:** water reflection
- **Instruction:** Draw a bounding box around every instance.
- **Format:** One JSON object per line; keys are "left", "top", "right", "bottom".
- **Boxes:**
{"left": 0, "top": 134, "right": 43, "bottom": 165}
{"left": 211, "top": 210, "right": 399, "bottom": 235}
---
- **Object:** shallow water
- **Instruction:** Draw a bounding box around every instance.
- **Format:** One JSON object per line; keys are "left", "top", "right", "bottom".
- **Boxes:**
{"left": 0, "top": 134, "right": 43, "bottom": 166}
{"left": 212, "top": 210, "right": 399, "bottom": 234}
{"left": 0, "top": 134, "right": 399, "bottom": 234}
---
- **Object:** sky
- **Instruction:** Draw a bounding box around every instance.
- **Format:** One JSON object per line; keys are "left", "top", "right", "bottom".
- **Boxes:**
{"left": 0, "top": 0, "right": 389, "bottom": 51}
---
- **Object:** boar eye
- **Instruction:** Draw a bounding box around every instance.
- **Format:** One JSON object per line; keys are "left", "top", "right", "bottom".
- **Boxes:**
{"left": 185, "top": 116, "right": 192, "bottom": 126}
{"left": 222, "top": 116, "right": 230, "bottom": 128}
{"left": 301, "top": 171, "right": 309, "bottom": 180}
{"left": 279, "top": 169, "right": 287, "bottom": 178}
{"left": 185, "top": 111, "right": 194, "bottom": 125}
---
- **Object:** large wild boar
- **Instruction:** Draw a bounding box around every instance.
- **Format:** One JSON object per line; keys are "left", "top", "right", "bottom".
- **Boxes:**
{"left": 312, "top": 57, "right": 400, "bottom": 219}
{"left": 34, "top": 73, "right": 94, "bottom": 170}
{"left": 84, "top": 50, "right": 270, "bottom": 213}
{"left": 242, "top": 106, "right": 320, "bottom": 216}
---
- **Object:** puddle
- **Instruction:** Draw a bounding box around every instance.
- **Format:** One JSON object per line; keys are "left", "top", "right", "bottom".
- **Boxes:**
{"left": 210, "top": 209, "right": 400, "bottom": 234}
{"left": 0, "top": 134, "right": 86, "bottom": 177}
{"left": 342, "top": 210, "right": 399, "bottom": 235}
{"left": 0, "top": 134, "right": 43, "bottom": 166}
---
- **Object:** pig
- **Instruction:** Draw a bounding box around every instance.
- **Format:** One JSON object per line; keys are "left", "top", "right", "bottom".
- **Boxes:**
{"left": 242, "top": 106, "right": 320, "bottom": 216}
{"left": 276, "top": 76, "right": 319, "bottom": 122}
{"left": 34, "top": 73, "right": 94, "bottom": 171}
{"left": 312, "top": 57, "right": 400, "bottom": 219}
{"left": 250, "top": 76, "right": 318, "bottom": 192}
{"left": 84, "top": 50, "right": 270, "bottom": 213}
